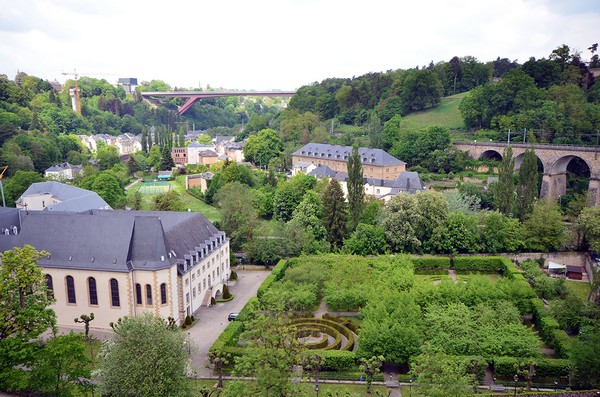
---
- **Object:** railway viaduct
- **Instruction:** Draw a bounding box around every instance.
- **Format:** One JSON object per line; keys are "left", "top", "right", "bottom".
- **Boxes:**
{"left": 453, "top": 142, "right": 600, "bottom": 206}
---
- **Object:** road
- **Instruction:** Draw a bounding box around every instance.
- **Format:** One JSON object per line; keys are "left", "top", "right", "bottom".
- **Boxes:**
{"left": 186, "top": 268, "right": 270, "bottom": 377}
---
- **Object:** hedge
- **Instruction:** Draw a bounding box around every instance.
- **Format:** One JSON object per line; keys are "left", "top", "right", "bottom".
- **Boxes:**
{"left": 210, "top": 321, "right": 244, "bottom": 352}
{"left": 303, "top": 350, "right": 356, "bottom": 371}
{"left": 503, "top": 258, "right": 527, "bottom": 281}
{"left": 238, "top": 297, "right": 259, "bottom": 322}
{"left": 456, "top": 355, "right": 488, "bottom": 380}
{"left": 529, "top": 298, "right": 572, "bottom": 359}
{"left": 410, "top": 256, "right": 450, "bottom": 274}
{"left": 493, "top": 357, "right": 571, "bottom": 378}
{"left": 257, "top": 259, "right": 288, "bottom": 299}
{"left": 293, "top": 318, "right": 355, "bottom": 352}
{"left": 453, "top": 256, "right": 507, "bottom": 273}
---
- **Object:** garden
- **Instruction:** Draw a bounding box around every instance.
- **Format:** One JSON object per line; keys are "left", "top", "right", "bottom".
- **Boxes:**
{"left": 210, "top": 255, "right": 600, "bottom": 396}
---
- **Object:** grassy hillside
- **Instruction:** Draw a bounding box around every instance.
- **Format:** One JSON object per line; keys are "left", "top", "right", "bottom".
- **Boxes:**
{"left": 404, "top": 92, "right": 467, "bottom": 131}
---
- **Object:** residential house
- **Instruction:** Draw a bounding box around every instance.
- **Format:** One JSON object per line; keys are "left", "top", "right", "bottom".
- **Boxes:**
{"left": 0, "top": 208, "right": 231, "bottom": 331}
{"left": 44, "top": 163, "right": 82, "bottom": 181}
{"left": 117, "top": 78, "right": 138, "bottom": 94}
{"left": 186, "top": 172, "right": 214, "bottom": 192}
{"left": 16, "top": 181, "right": 111, "bottom": 211}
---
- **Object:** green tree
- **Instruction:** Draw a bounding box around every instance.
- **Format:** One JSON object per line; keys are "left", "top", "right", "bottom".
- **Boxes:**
{"left": 570, "top": 325, "right": 600, "bottom": 389}
{"left": 411, "top": 347, "right": 476, "bottom": 397}
{"left": 430, "top": 212, "right": 480, "bottom": 254}
{"left": 153, "top": 190, "right": 184, "bottom": 212}
{"left": 96, "top": 313, "right": 190, "bottom": 397}
{"left": 343, "top": 223, "right": 388, "bottom": 255}
{"left": 91, "top": 171, "right": 125, "bottom": 208}
{"left": 243, "top": 128, "right": 283, "bottom": 168}
{"left": 480, "top": 211, "right": 525, "bottom": 253}
{"left": 360, "top": 355, "right": 385, "bottom": 394}
{"left": 382, "top": 194, "right": 422, "bottom": 253}
{"left": 579, "top": 206, "right": 600, "bottom": 252}
{"left": 347, "top": 145, "right": 365, "bottom": 231}
{"left": 494, "top": 146, "right": 515, "bottom": 216}
{"left": 28, "top": 332, "right": 91, "bottom": 397}
{"left": 524, "top": 200, "right": 565, "bottom": 251}
{"left": 516, "top": 149, "right": 539, "bottom": 220}
{"left": 0, "top": 245, "right": 55, "bottom": 390}
{"left": 291, "top": 190, "right": 326, "bottom": 240}
{"left": 322, "top": 178, "right": 348, "bottom": 249}
{"left": 97, "top": 145, "right": 120, "bottom": 171}
{"left": 74, "top": 313, "right": 95, "bottom": 339}
{"left": 159, "top": 145, "right": 175, "bottom": 171}
{"left": 214, "top": 182, "right": 258, "bottom": 249}
{"left": 2, "top": 170, "right": 45, "bottom": 207}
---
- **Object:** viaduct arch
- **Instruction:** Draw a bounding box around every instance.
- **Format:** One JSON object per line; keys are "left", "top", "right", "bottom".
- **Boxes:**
{"left": 453, "top": 142, "right": 600, "bottom": 206}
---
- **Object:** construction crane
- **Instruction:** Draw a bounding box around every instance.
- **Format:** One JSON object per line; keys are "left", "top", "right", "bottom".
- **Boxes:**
{"left": 62, "top": 69, "right": 82, "bottom": 115}
{"left": 0, "top": 165, "right": 8, "bottom": 207}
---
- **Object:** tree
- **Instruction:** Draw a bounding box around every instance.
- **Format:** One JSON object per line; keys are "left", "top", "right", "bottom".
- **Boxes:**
{"left": 516, "top": 149, "right": 539, "bottom": 221}
{"left": 411, "top": 347, "right": 477, "bottom": 397}
{"left": 322, "top": 178, "right": 348, "bottom": 249}
{"left": 96, "top": 313, "right": 190, "bottom": 397}
{"left": 570, "top": 325, "right": 600, "bottom": 389}
{"left": 579, "top": 206, "right": 600, "bottom": 252}
{"left": 214, "top": 182, "right": 258, "bottom": 249}
{"left": 2, "top": 170, "right": 45, "bottom": 207}
{"left": 243, "top": 128, "right": 283, "bottom": 168}
{"left": 74, "top": 313, "right": 95, "bottom": 339}
{"left": 494, "top": 146, "right": 515, "bottom": 216}
{"left": 91, "top": 171, "right": 125, "bottom": 208}
{"left": 524, "top": 200, "right": 565, "bottom": 252}
{"left": 97, "top": 145, "right": 120, "bottom": 171}
{"left": 360, "top": 355, "right": 385, "bottom": 394}
{"left": 383, "top": 194, "right": 422, "bottom": 253}
{"left": 480, "top": 211, "right": 525, "bottom": 253}
{"left": 28, "top": 332, "right": 91, "bottom": 397}
{"left": 234, "top": 314, "right": 301, "bottom": 397}
{"left": 159, "top": 145, "right": 175, "bottom": 171}
{"left": 209, "top": 350, "right": 231, "bottom": 388}
{"left": 343, "top": 223, "right": 388, "bottom": 255}
{"left": 347, "top": 145, "right": 365, "bottom": 231}
{"left": 291, "top": 190, "right": 326, "bottom": 240}
{"left": 153, "top": 190, "right": 184, "bottom": 212}
{"left": 430, "top": 212, "right": 480, "bottom": 254}
{"left": 0, "top": 245, "right": 55, "bottom": 390}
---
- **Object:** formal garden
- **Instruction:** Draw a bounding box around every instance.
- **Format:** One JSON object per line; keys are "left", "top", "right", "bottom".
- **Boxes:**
{"left": 209, "top": 255, "right": 599, "bottom": 396}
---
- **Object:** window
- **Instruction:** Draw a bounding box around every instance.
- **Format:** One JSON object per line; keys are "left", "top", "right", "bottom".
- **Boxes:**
{"left": 45, "top": 274, "right": 54, "bottom": 299}
{"left": 203, "top": 279, "right": 206, "bottom": 289}
{"left": 192, "top": 273, "right": 195, "bottom": 281}
{"left": 66, "top": 276, "right": 76, "bottom": 304}
{"left": 135, "top": 283, "right": 142, "bottom": 305}
{"left": 146, "top": 284, "right": 152, "bottom": 305}
{"left": 160, "top": 283, "right": 167, "bottom": 305}
{"left": 110, "top": 278, "right": 120, "bottom": 307}
{"left": 198, "top": 282, "right": 202, "bottom": 292}
{"left": 88, "top": 277, "right": 98, "bottom": 305}
{"left": 185, "top": 278, "right": 189, "bottom": 286}
{"left": 186, "top": 292, "right": 190, "bottom": 304}
{"left": 193, "top": 287, "right": 196, "bottom": 298}
{"left": 217, "top": 267, "right": 219, "bottom": 276}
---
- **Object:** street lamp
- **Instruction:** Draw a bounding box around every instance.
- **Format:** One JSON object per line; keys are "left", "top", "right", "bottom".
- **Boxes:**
{"left": 314, "top": 383, "right": 319, "bottom": 397}
{"left": 409, "top": 378, "right": 413, "bottom": 397}
{"left": 554, "top": 380, "right": 558, "bottom": 391}
{"left": 514, "top": 374, "right": 518, "bottom": 396}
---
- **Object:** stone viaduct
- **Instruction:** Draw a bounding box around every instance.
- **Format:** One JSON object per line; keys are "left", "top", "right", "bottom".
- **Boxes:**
{"left": 453, "top": 142, "right": 600, "bottom": 206}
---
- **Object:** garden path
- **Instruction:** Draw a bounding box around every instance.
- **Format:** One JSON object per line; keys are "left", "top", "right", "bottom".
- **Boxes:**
{"left": 315, "top": 298, "right": 328, "bottom": 318}
{"left": 448, "top": 269, "right": 458, "bottom": 281}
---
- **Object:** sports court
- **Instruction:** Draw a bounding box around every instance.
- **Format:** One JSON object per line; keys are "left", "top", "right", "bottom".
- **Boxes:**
{"left": 136, "top": 180, "right": 172, "bottom": 194}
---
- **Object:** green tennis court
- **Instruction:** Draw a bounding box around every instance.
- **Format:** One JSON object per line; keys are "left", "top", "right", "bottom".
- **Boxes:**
{"left": 137, "top": 181, "right": 172, "bottom": 194}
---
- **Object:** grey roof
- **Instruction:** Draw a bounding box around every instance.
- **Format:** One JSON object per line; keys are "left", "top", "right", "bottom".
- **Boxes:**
{"left": 0, "top": 208, "right": 21, "bottom": 235}
{"left": 17, "top": 182, "right": 111, "bottom": 211}
{"left": 214, "top": 135, "right": 235, "bottom": 144}
{"left": 0, "top": 210, "right": 223, "bottom": 273}
{"left": 366, "top": 171, "right": 424, "bottom": 194}
{"left": 199, "top": 149, "right": 218, "bottom": 157}
{"left": 308, "top": 165, "right": 347, "bottom": 182}
{"left": 45, "top": 162, "right": 82, "bottom": 173}
{"left": 188, "top": 142, "right": 215, "bottom": 149}
{"left": 292, "top": 143, "right": 405, "bottom": 166}
{"left": 118, "top": 78, "right": 138, "bottom": 85}
{"left": 187, "top": 172, "right": 214, "bottom": 180}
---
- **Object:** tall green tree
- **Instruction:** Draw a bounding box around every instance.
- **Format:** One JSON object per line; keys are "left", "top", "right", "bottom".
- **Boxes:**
{"left": 159, "top": 145, "right": 175, "bottom": 171}
{"left": 96, "top": 313, "right": 190, "bottom": 397}
{"left": 91, "top": 171, "right": 125, "bottom": 209}
{"left": 0, "top": 245, "right": 55, "bottom": 390}
{"left": 243, "top": 128, "right": 283, "bottom": 168}
{"left": 579, "top": 206, "right": 600, "bottom": 252}
{"left": 347, "top": 145, "right": 365, "bottom": 230}
{"left": 516, "top": 149, "right": 539, "bottom": 220}
{"left": 524, "top": 200, "right": 565, "bottom": 251}
{"left": 494, "top": 146, "right": 515, "bottom": 216}
{"left": 322, "top": 178, "right": 348, "bottom": 249}
{"left": 382, "top": 194, "right": 422, "bottom": 253}
{"left": 215, "top": 182, "right": 258, "bottom": 249}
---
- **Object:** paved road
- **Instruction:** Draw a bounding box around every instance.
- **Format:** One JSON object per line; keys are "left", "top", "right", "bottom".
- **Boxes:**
{"left": 187, "top": 269, "right": 270, "bottom": 377}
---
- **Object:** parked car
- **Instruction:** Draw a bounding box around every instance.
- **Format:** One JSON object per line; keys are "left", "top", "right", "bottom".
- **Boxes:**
{"left": 228, "top": 312, "right": 239, "bottom": 321}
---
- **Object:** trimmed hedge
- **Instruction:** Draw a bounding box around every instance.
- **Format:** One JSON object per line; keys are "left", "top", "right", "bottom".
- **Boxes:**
{"left": 503, "top": 258, "right": 527, "bottom": 281}
{"left": 453, "top": 256, "right": 507, "bottom": 273}
{"left": 530, "top": 298, "right": 572, "bottom": 358}
{"left": 210, "top": 321, "right": 244, "bottom": 352}
{"left": 257, "top": 259, "right": 288, "bottom": 299}
{"left": 304, "top": 350, "right": 356, "bottom": 371}
{"left": 410, "top": 256, "right": 450, "bottom": 274}
{"left": 293, "top": 318, "right": 355, "bottom": 352}
{"left": 493, "top": 357, "right": 571, "bottom": 378}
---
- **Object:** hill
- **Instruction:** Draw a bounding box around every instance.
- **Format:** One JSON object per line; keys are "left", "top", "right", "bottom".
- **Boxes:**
{"left": 404, "top": 92, "right": 467, "bottom": 132}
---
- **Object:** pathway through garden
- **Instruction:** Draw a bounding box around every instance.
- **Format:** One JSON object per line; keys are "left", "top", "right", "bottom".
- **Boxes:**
{"left": 315, "top": 298, "right": 328, "bottom": 318}
{"left": 448, "top": 269, "right": 458, "bottom": 281}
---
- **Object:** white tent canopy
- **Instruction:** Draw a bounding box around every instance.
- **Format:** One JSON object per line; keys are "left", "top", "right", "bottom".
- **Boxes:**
{"left": 548, "top": 261, "right": 567, "bottom": 271}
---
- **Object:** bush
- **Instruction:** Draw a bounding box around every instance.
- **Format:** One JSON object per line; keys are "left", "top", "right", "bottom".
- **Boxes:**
{"left": 210, "top": 321, "right": 244, "bottom": 352}
{"left": 184, "top": 315, "right": 192, "bottom": 326}
{"left": 493, "top": 357, "right": 571, "bottom": 378}
{"left": 256, "top": 260, "right": 288, "bottom": 299}
{"left": 305, "top": 350, "right": 356, "bottom": 371}
{"left": 210, "top": 297, "right": 216, "bottom": 306}
{"left": 411, "top": 256, "right": 450, "bottom": 274}
{"left": 453, "top": 256, "right": 506, "bottom": 273}
{"left": 229, "top": 271, "right": 238, "bottom": 281}
{"left": 223, "top": 284, "right": 232, "bottom": 299}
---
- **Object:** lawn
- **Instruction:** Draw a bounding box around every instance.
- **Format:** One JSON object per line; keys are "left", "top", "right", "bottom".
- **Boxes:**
{"left": 565, "top": 279, "right": 591, "bottom": 302}
{"left": 125, "top": 176, "right": 222, "bottom": 223}
{"left": 404, "top": 92, "right": 468, "bottom": 131}
{"left": 455, "top": 273, "right": 503, "bottom": 283}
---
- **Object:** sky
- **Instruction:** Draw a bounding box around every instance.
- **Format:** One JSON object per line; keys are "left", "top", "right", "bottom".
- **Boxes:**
{"left": 0, "top": 0, "right": 599, "bottom": 91}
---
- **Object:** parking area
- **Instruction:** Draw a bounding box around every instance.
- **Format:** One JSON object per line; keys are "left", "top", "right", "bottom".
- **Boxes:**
{"left": 186, "top": 268, "right": 270, "bottom": 376}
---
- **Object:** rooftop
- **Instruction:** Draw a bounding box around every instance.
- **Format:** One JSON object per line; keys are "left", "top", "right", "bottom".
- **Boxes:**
{"left": 292, "top": 143, "right": 405, "bottom": 167}
{"left": 17, "top": 182, "right": 111, "bottom": 211}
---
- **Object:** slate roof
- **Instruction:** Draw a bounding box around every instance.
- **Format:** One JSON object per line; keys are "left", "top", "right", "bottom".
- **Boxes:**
{"left": 0, "top": 210, "right": 223, "bottom": 273}
{"left": 45, "top": 162, "right": 82, "bottom": 173}
{"left": 366, "top": 172, "right": 425, "bottom": 194}
{"left": 17, "top": 182, "right": 111, "bottom": 211}
{"left": 214, "top": 135, "right": 235, "bottom": 144}
{"left": 188, "top": 142, "right": 215, "bottom": 149}
{"left": 307, "top": 165, "right": 347, "bottom": 182}
{"left": 566, "top": 265, "right": 583, "bottom": 274}
{"left": 292, "top": 143, "right": 405, "bottom": 166}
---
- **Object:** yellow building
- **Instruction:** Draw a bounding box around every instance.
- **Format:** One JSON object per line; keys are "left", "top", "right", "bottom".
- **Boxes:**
{"left": 0, "top": 208, "right": 230, "bottom": 331}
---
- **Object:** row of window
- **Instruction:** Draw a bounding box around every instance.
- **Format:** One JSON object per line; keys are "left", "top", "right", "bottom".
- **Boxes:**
{"left": 45, "top": 275, "right": 168, "bottom": 308}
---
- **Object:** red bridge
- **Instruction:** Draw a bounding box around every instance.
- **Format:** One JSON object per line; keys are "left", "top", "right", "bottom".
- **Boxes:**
{"left": 140, "top": 90, "right": 296, "bottom": 115}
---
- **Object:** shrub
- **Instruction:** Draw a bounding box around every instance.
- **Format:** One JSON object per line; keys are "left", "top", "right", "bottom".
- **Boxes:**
{"left": 257, "top": 260, "right": 289, "bottom": 299}
{"left": 411, "top": 256, "right": 450, "bottom": 274}
{"left": 223, "top": 284, "right": 232, "bottom": 299}
{"left": 210, "top": 321, "right": 244, "bottom": 352}
{"left": 184, "top": 315, "right": 192, "bottom": 326}
{"left": 210, "top": 297, "right": 216, "bottom": 306}
{"left": 307, "top": 350, "right": 356, "bottom": 371}
{"left": 453, "top": 256, "right": 506, "bottom": 273}
{"left": 493, "top": 357, "right": 571, "bottom": 378}
{"left": 229, "top": 271, "right": 238, "bottom": 281}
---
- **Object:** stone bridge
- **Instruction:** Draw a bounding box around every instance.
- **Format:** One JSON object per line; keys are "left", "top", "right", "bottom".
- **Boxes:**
{"left": 453, "top": 142, "right": 600, "bottom": 206}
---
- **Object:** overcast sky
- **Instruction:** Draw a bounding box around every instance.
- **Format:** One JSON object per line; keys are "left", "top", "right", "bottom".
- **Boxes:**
{"left": 0, "top": 0, "right": 599, "bottom": 91}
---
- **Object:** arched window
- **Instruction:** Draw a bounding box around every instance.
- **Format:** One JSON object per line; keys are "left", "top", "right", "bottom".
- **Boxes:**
{"left": 45, "top": 274, "right": 54, "bottom": 299}
{"left": 88, "top": 277, "right": 98, "bottom": 305}
{"left": 135, "top": 283, "right": 142, "bottom": 305}
{"left": 66, "top": 276, "right": 76, "bottom": 304}
{"left": 146, "top": 284, "right": 152, "bottom": 305}
{"left": 160, "top": 283, "right": 167, "bottom": 305}
{"left": 110, "top": 278, "right": 120, "bottom": 307}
